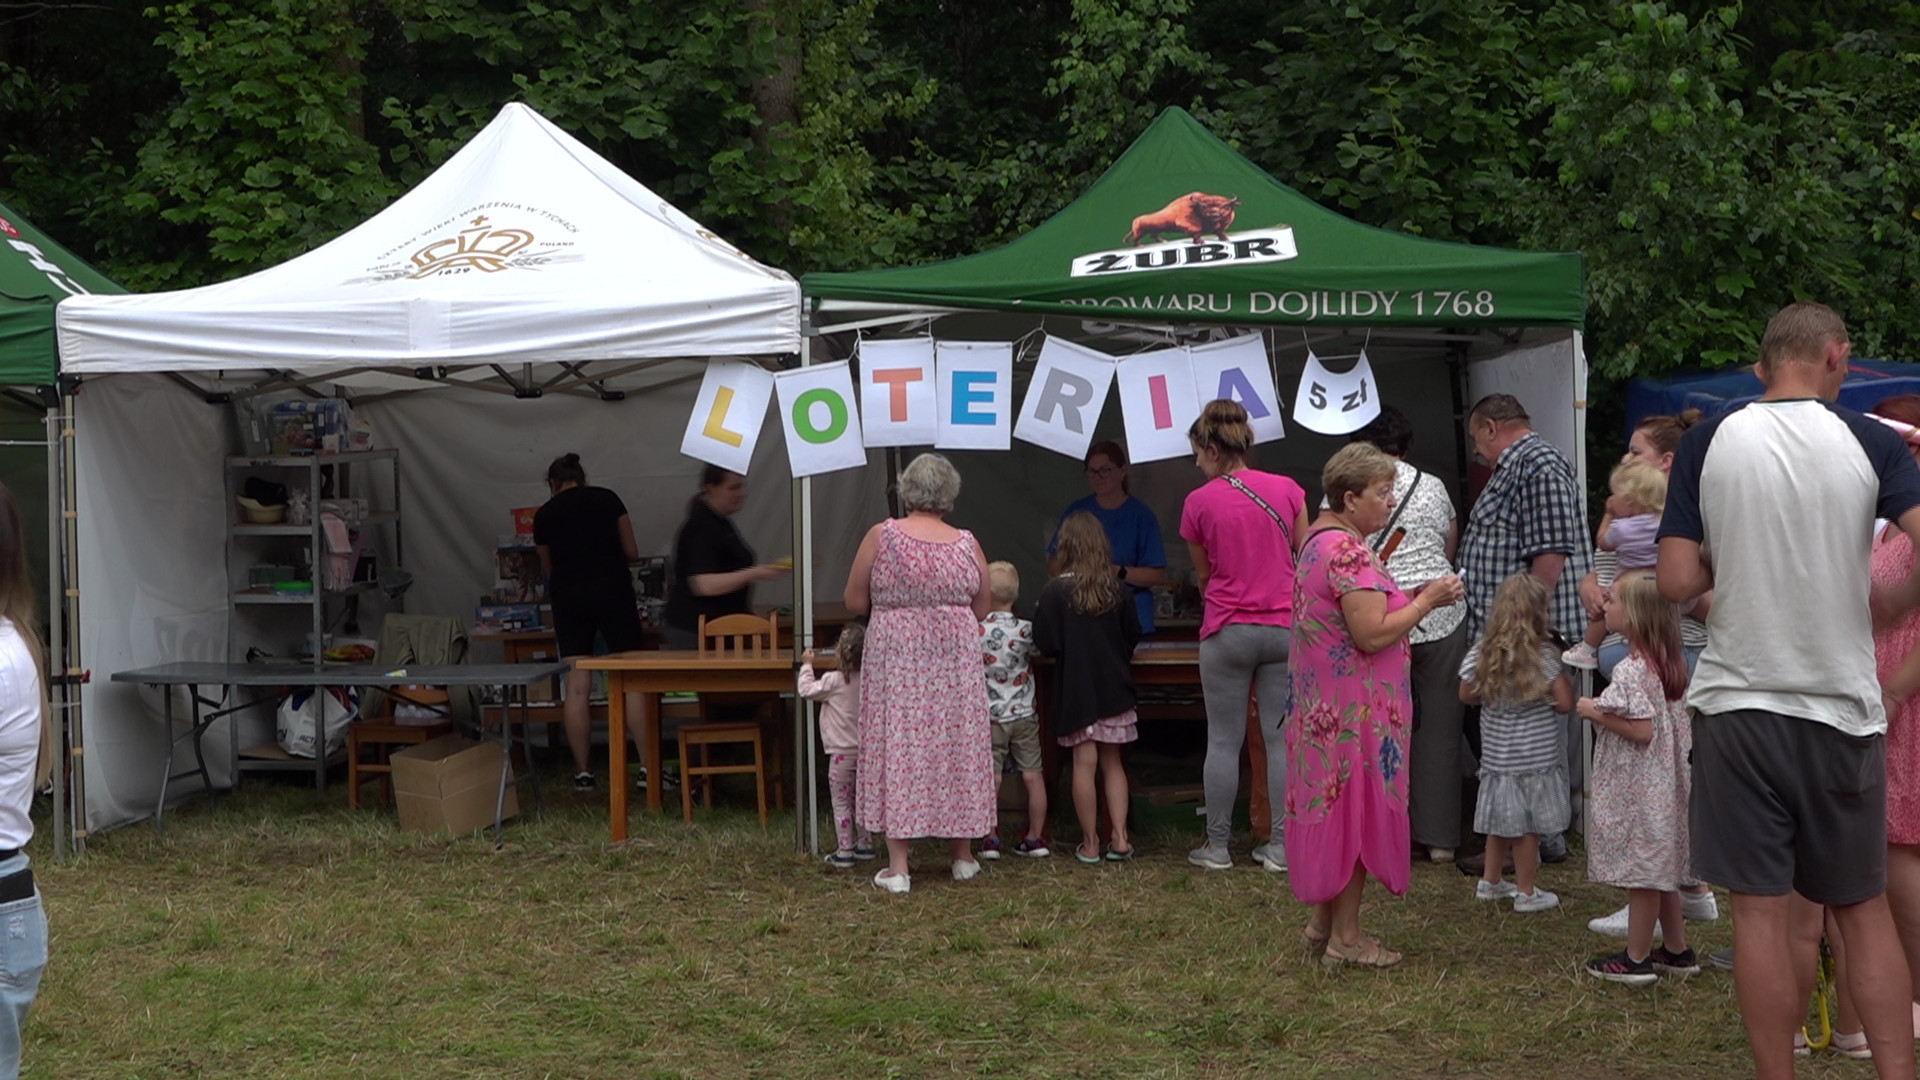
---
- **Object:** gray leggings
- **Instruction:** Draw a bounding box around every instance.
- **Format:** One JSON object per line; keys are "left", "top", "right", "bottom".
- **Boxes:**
{"left": 1199, "top": 622, "right": 1291, "bottom": 847}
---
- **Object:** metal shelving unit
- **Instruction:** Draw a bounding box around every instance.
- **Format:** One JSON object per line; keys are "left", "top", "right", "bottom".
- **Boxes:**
{"left": 224, "top": 448, "right": 402, "bottom": 787}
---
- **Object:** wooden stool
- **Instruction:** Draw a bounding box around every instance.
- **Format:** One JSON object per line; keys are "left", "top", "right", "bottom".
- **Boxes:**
{"left": 347, "top": 686, "right": 453, "bottom": 809}
{"left": 678, "top": 721, "right": 781, "bottom": 826}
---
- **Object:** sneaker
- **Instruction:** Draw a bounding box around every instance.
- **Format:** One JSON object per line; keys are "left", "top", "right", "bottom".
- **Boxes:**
{"left": 1586, "top": 950, "right": 1658, "bottom": 987}
{"left": 1512, "top": 887, "right": 1561, "bottom": 913}
{"left": 1428, "top": 847, "right": 1456, "bottom": 864}
{"left": 952, "top": 858, "right": 982, "bottom": 882}
{"left": 1589, "top": 904, "right": 1642, "bottom": 939}
{"left": 1011, "top": 836, "right": 1051, "bottom": 858}
{"left": 1832, "top": 1030, "right": 1874, "bottom": 1060}
{"left": 1649, "top": 945, "right": 1700, "bottom": 977}
{"left": 978, "top": 834, "right": 1002, "bottom": 861}
{"left": 1251, "top": 842, "right": 1287, "bottom": 873}
{"left": 1793, "top": 1030, "right": 1810, "bottom": 1057}
{"left": 824, "top": 850, "right": 856, "bottom": 869}
{"left": 1475, "top": 879, "right": 1518, "bottom": 901}
{"left": 572, "top": 771, "right": 594, "bottom": 791}
{"left": 1681, "top": 890, "right": 1720, "bottom": 921}
{"left": 1706, "top": 948, "right": 1734, "bottom": 971}
{"left": 872, "top": 869, "right": 910, "bottom": 894}
{"left": 852, "top": 844, "right": 878, "bottom": 861}
{"left": 1562, "top": 641, "right": 1599, "bottom": 670}
{"left": 1187, "top": 843, "right": 1233, "bottom": 871}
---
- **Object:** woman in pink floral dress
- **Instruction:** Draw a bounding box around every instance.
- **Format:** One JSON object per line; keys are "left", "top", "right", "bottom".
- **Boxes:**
{"left": 1868, "top": 397, "right": 1920, "bottom": 998}
{"left": 1286, "top": 445, "right": 1463, "bottom": 968}
{"left": 846, "top": 453, "right": 995, "bottom": 895}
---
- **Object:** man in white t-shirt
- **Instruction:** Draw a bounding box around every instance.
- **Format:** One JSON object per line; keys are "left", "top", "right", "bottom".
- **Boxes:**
{"left": 1659, "top": 302, "right": 1920, "bottom": 1080}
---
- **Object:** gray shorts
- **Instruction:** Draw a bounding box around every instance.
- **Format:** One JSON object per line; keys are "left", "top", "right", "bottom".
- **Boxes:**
{"left": 992, "top": 716, "right": 1043, "bottom": 774}
{"left": 1690, "top": 709, "right": 1887, "bottom": 906}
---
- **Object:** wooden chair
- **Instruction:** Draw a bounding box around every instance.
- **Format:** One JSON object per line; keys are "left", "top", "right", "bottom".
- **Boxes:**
{"left": 678, "top": 613, "right": 783, "bottom": 824}
{"left": 346, "top": 686, "right": 453, "bottom": 809}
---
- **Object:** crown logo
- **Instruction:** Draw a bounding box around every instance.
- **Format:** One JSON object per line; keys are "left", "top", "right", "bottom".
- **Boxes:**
{"left": 408, "top": 217, "right": 535, "bottom": 277}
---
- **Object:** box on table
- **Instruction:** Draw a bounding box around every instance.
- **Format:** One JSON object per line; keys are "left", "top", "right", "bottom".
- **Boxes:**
{"left": 474, "top": 603, "right": 543, "bottom": 633}
{"left": 389, "top": 735, "right": 519, "bottom": 836}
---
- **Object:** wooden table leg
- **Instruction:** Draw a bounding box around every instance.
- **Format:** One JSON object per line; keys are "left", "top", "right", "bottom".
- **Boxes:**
{"left": 609, "top": 674, "right": 628, "bottom": 843}
{"left": 1247, "top": 698, "right": 1270, "bottom": 843}
{"left": 642, "top": 691, "right": 662, "bottom": 813}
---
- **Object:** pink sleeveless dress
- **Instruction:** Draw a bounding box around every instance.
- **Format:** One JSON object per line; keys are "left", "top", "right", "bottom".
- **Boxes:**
{"left": 857, "top": 519, "right": 995, "bottom": 839}
{"left": 1872, "top": 531, "right": 1920, "bottom": 845}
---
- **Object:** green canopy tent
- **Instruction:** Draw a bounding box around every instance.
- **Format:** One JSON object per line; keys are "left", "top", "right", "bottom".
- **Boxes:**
{"left": 0, "top": 199, "right": 123, "bottom": 859}
{"left": 804, "top": 106, "right": 1583, "bottom": 329}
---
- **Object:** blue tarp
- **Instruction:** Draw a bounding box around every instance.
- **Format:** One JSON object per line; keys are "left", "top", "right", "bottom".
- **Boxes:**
{"left": 1625, "top": 358, "right": 1920, "bottom": 435}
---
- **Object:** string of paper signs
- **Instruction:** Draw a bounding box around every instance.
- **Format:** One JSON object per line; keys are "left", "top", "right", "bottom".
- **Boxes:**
{"left": 676, "top": 332, "right": 1382, "bottom": 477}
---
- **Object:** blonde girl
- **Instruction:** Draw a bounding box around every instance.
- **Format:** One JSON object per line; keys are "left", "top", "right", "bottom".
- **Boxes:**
{"left": 1578, "top": 570, "right": 1697, "bottom": 985}
{"left": 1460, "top": 572, "right": 1575, "bottom": 912}
{"left": 1033, "top": 512, "right": 1143, "bottom": 863}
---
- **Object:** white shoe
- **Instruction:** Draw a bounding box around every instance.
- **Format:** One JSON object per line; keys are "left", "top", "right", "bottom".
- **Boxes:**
{"left": 951, "top": 859, "right": 982, "bottom": 882}
{"left": 1475, "top": 879, "right": 1517, "bottom": 901}
{"left": 1512, "top": 887, "right": 1560, "bottom": 913}
{"left": 1589, "top": 902, "right": 1678, "bottom": 938}
{"left": 1561, "top": 642, "right": 1599, "bottom": 670}
{"left": 1681, "top": 890, "right": 1719, "bottom": 921}
{"left": 872, "top": 869, "right": 911, "bottom": 894}
{"left": 1251, "top": 842, "right": 1287, "bottom": 873}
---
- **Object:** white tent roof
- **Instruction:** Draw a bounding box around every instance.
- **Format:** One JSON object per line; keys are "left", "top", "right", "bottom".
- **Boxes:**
{"left": 56, "top": 103, "right": 801, "bottom": 375}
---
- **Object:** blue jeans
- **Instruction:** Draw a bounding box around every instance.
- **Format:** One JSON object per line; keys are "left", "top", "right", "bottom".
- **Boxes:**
{"left": 1596, "top": 641, "right": 1704, "bottom": 680}
{"left": 0, "top": 853, "right": 45, "bottom": 1080}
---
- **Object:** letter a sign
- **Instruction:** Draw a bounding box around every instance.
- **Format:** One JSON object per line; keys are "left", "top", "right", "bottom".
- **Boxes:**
{"left": 681, "top": 359, "right": 774, "bottom": 473}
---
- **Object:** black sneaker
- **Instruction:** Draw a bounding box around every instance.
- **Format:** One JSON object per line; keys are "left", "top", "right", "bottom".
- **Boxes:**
{"left": 572, "top": 771, "right": 594, "bottom": 791}
{"left": 1650, "top": 945, "right": 1700, "bottom": 978}
{"left": 1586, "top": 950, "right": 1658, "bottom": 987}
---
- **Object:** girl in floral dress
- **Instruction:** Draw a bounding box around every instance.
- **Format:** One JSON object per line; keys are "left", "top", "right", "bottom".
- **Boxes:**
{"left": 1459, "top": 573, "right": 1574, "bottom": 914}
{"left": 1286, "top": 444, "right": 1464, "bottom": 968}
{"left": 1578, "top": 570, "right": 1696, "bottom": 985}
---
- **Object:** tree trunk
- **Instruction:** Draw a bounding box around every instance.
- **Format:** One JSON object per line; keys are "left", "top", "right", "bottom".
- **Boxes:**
{"left": 748, "top": 0, "right": 799, "bottom": 238}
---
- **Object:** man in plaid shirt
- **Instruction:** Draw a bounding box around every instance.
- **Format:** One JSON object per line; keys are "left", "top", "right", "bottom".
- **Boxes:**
{"left": 1458, "top": 393, "right": 1592, "bottom": 643}
{"left": 1457, "top": 393, "right": 1592, "bottom": 867}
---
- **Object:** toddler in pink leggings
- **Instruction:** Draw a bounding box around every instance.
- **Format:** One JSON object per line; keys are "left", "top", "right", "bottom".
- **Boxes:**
{"left": 799, "top": 623, "right": 874, "bottom": 868}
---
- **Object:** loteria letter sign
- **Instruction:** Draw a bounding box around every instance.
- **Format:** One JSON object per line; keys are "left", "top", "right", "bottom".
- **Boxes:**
{"left": 678, "top": 333, "right": 1295, "bottom": 474}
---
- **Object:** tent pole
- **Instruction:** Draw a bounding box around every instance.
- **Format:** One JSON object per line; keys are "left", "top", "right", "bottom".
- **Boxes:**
{"left": 52, "top": 390, "right": 81, "bottom": 855}
{"left": 42, "top": 400, "right": 63, "bottom": 861}
{"left": 1571, "top": 330, "right": 1592, "bottom": 839}
{"left": 793, "top": 470, "right": 815, "bottom": 855}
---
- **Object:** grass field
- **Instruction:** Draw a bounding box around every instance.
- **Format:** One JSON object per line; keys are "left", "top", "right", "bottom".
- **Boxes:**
{"left": 17, "top": 768, "right": 1880, "bottom": 1079}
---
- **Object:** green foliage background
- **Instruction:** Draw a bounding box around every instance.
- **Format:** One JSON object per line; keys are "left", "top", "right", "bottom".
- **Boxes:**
{"left": 4, "top": 0, "right": 1919, "bottom": 387}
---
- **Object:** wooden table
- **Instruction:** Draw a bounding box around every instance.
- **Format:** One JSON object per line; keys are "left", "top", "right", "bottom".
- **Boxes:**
{"left": 574, "top": 650, "right": 796, "bottom": 842}
{"left": 1036, "top": 640, "right": 1279, "bottom": 841}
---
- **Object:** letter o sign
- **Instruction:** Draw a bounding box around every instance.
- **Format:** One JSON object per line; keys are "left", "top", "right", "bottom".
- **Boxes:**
{"left": 793, "top": 388, "right": 849, "bottom": 444}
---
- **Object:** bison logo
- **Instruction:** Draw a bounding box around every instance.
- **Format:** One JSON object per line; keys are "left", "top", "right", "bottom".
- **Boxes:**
{"left": 1124, "top": 192, "right": 1240, "bottom": 246}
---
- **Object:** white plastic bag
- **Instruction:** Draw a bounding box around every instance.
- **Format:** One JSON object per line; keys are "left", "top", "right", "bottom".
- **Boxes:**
{"left": 276, "top": 686, "right": 359, "bottom": 758}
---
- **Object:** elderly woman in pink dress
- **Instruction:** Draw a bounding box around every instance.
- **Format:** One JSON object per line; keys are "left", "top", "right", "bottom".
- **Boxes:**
{"left": 1287, "top": 444, "right": 1464, "bottom": 967}
{"left": 846, "top": 452, "right": 995, "bottom": 895}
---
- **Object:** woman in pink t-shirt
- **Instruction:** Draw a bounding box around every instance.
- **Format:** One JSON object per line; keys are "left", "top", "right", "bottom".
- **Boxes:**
{"left": 1179, "top": 399, "right": 1309, "bottom": 871}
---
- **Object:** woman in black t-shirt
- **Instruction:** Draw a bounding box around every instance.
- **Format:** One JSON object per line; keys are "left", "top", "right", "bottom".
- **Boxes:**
{"left": 533, "top": 453, "right": 644, "bottom": 788}
{"left": 663, "top": 465, "right": 788, "bottom": 648}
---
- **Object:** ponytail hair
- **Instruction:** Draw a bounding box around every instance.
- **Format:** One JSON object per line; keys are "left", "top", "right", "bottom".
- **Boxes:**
{"left": 1187, "top": 399, "right": 1254, "bottom": 462}
{"left": 1085, "top": 440, "right": 1132, "bottom": 495}
{"left": 546, "top": 452, "right": 586, "bottom": 487}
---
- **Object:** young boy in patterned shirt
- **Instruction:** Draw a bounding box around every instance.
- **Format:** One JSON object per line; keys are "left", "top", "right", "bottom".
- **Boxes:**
{"left": 980, "top": 561, "right": 1049, "bottom": 858}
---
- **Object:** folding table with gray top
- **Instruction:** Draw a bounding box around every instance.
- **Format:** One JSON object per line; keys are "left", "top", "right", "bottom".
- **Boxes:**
{"left": 111, "top": 661, "right": 568, "bottom": 845}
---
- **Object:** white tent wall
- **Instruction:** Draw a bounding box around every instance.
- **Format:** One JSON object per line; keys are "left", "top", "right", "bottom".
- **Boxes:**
{"left": 70, "top": 370, "right": 890, "bottom": 835}
{"left": 353, "top": 386, "right": 889, "bottom": 626}
{"left": 74, "top": 374, "right": 232, "bottom": 832}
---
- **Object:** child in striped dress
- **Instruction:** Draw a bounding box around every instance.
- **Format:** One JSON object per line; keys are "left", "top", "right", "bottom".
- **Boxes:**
{"left": 1460, "top": 573, "right": 1575, "bottom": 912}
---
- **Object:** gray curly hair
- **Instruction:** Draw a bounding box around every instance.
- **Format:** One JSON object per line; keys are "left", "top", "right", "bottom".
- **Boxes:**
{"left": 898, "top": 452, "right": 961, "bottom": 514}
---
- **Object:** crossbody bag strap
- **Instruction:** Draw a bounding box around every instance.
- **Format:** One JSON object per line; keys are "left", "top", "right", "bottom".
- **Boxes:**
{"left": 1370, "top": 471, "right": 1421, "bottom": 556}
{"left": 1222, "top": 473, "right": 1292, "bottom": 550}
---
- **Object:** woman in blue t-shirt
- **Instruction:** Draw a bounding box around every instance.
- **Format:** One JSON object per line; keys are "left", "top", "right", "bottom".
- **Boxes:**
{"left": 1049, "top": 440, "right": 1167, "bottom": 635}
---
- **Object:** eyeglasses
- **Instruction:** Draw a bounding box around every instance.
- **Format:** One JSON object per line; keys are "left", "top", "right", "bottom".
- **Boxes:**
{"left": 1086, "top": 466, "right": 1120, "bottom": 478}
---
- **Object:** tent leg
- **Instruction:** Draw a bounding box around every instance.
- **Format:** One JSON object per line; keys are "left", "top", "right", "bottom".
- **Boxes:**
{"left": 50, "top": 392, "right": 82, "bottom": 856}
{"left": 792, "top": 472, "right": 817, "bottom": 855}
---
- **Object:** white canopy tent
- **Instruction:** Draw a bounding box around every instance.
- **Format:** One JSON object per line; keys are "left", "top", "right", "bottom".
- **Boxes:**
{"left": 50, "top": 104, "right": 875, "bottom": 842}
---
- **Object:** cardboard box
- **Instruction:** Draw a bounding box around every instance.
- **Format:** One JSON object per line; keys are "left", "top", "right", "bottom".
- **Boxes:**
{"left": 390, "top": 735, "right": 519, "bottom": 836}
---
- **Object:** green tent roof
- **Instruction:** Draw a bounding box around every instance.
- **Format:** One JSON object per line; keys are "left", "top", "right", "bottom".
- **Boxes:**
{"left": 805, "top": 108, "right": 1583, "bottom": 329}
{"left": 0, "top": 199, "right": 122, "bottom": 386}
